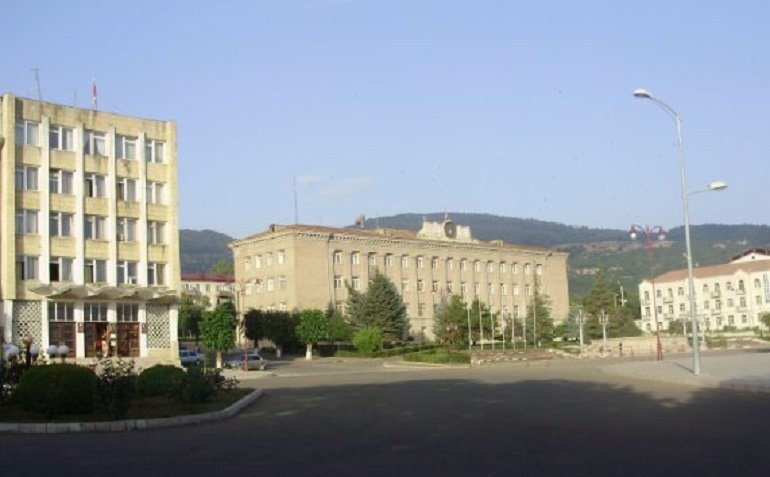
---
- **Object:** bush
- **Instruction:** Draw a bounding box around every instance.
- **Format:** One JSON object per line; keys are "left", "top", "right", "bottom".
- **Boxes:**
{"left": 173, "top": 366, "right": 238, "bottom": 404}
{"left": 15, "top": 364, "right": 97, "bottom": 416}
{"left": 137, "top": 365, "right": 185, "bottom": 397}
{"left": 93, "top": 358, "right": 138, "bottom": 420}
{"left": 403, "top": 349, "right": 470, "bottom": 364}
{"left": 352, "top": 327, "right": 384, "bottom": 355}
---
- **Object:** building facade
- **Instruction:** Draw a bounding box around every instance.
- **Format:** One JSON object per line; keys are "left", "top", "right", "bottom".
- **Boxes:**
{"left": 638, "top": 249, "right": 770, "bottom": 333}
{"left": 0, "top": 93, "right": 180, "bottom": 362}
{"left": 181, "top": 273, "right": 234, "bottom": 309}
{"left": 229, "top": 219, "right": 569, "bottom": 341}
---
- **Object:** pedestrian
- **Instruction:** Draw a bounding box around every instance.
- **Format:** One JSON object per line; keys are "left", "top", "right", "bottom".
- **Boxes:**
{"left": 619, "top": 341, "right": 624, "bottom": 357}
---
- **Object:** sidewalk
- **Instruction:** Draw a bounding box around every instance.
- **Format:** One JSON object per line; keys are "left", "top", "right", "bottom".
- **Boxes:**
{"left": 601, "top": 350, "right": 770, "bottom": 392}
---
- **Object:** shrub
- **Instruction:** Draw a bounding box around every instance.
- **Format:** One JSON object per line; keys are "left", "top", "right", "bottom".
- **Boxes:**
{"left": 352, "top": 326, "right": 383, "bottom": 355}
{"left": 137, "top": 365, "right": 185, "bottom": 397}
{"left": 173, "top": 366, "right": 237, "bottom": 404}
{"left": 15, "top": 363, "right": 97, "bottom": 416}
{"left": 403, "top": 349, "right": 470, "bottom": 364}
{"left": 93, "top": 358, "right": 138, "bottom": 420}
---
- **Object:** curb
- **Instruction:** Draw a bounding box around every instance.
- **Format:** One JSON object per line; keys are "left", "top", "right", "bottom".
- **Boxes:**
{"left": 0, "top": 388, "right": 262, "bottom": 434}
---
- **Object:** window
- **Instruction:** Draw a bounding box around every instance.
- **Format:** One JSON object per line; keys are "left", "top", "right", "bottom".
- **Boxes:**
{"left": 15, "top": 165, "right": 38, "bottom": 191}
{"left": 117, "top": 217, "right": 137, "bottom": 242}
{"left": 333, "top": 251, "right": 342, "bottom": 264}
{"left": 667, "top": 288, "right": 673, "bottom": 298}
{"left": 726, "top": 281, "right": 733, "bottom": 292}
{"left": 147, "top": 221, "right": 165, "bottom": 244}
{"left": 50, "top": 212, "right": 73, "bottom": 237}
{"left": 116, "top": 177, "right": 137, "bottom": 202}
{"left": 644, "top": 307, "right": 651, "bottom": 317}
{"left": 703, "top": 284, "right": 709, "bottom": 294}
{"left": 49, "top": 125, "right": 74, "bottom": 151}
{"left": 117, "top": 261, "right": 138, "bottom": 284}
{"left": 474, "top": 260, "right": 480, "bottom": 273}
{"left": 715, "top": 299, "right": 722, "bottom": 310}
{"left": 499, "top": 262, "right": 506, "bottom": 274}
{"left": 416, "top": 256, "right": 424, "bottom": 269}
{"left": 489, "top": 283, "right": 495, "bottom": 296}
{"left": 278, "top": 275, "right": 287, "bottom": 290}
{"left": 460, "top": 259, "right": 467, "bottom": 271}
{"left": 49, "top": 169, "right": 73, "bottom": 194}
{"left": 502, "top": 284, "right": 508, "bottom": 296}
{"left": 401, "top": 279, "right": 410, "bottom": 292}
{"left": 146, "top": 181, "right": 166, "bottom": 204}
{"left": 644, "top": 290, "right": 650, "bottom": 301}
{"left": 447, "top": 281, "right": 454, "bottom": 293}
{"left": 418, "top": 303, "right": 426, "bottom": 317}
{"left": 740, "top": 297, "right": 747, "bottom": 308}
{"left": 15, "top": 120, "right": 39, "bottom": 146}
{"left": 85, "top": 173, "right": 107, "bottom": 198}
{"left": 461, "top": 282, "right": 468, "bottom": 295}
{"left": 84, "top": 215, "right": 106, "bottom": 240}
{"left": 278, "top": 250, "right": 286, "bottom": 265}
{"left": 536, "top": 264, "right": 543, "bottom": 276}
{"left": 145, "top": 139, "right": 165, "bottom": 163}
{"left": 49, "top": 256, "right": 73, "bottom": 282}
{"left": 255, "top": 255, "right": 262, "bottom": 268}
{"left": 524, "top": 263, "right": 531, "bottom": 275}
{"left": 513, "top": 305, "right": 520, "bottom": 319}
{"left": 417, "top": 279, "right": 425, "bottom": 292}
{"left": 487, "top": 261, "right": 494, "bottom": 273}
{"left": 15, "top": 209, "right": 38, "bottom": 234}
{"left": 117, "top": 304, "right": 139, "bottom": 322}
{"left": 447, "top": 258, "right": 454, "bottom": 270}
{"left": 351, "top": 277, "right": 361, "bottom": 290}
{"left": 401, "top": 255, "right": 409, "bottom": 268}
{"left": 432, "top": 257, "right": 439, "bottom": 270}
{"left": 84, "top": 259, "right": 107, "bottom": 283}
{"left": 368, "top": 253, "right": 377, "bottom": 266}
{"left": 738, "top": 280, "right": 745, "bottom": 292}
{"left": 244, "top": 258, "right": 251, "bottom": 270}
{"left": 16, "top": 256, "right": 39, "bottom": 280}
{"left": 334, "top": 275, "right": 344, "bottom": 289}
{"left": 704, "top": 301, "right": 710, "bottom": 310}
{"left": 474, "top": 282, "right": 480, "bottom": 295}
{"left": 385, "top": 254, "right": 393, "bottom": 267}
{"left": 432, "top": 280, "right": 439, "bottom": 293}
{"left": 147, "top": 262, "right": 165, "bottom": 286}
{"left": 512, "top": 262, "right": 519, "bottom": 274}
{"left": 115, "top": 134, "right": 137, "bottom": 159}
{"left": 679, "top": 303, "right": 685, "bottom": 312}
{"left": 49, "top": 302, "right": 74, "bottom": 321}
{"left": 715, "top": 283, "right": 721, "bottom": 294}
{"left": 727, "top": 298, "right": 734, "bottom": 308}
{"left": 757, "top": 295, "right": 762, "bottom": 305}
{"left": 668, "top": 305, "right": 674, "bottom": 315}
{"left": 83, "top": 303, "right": 108, "bottom": 322}
{"left": 755, "top": 279, "right": 762, "bottom": 289}
{"left": 513, "top": 285, "right": 520, "bottom": 296}
{"left": 351, "top": 252, "right": 360, "bottom": 265}
{"left": 84, "top": 130, "right": 107, "bottom": 156}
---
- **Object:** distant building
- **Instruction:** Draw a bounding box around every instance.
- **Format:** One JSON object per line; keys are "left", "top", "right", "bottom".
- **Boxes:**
{"left": 229, "top": 219, "right": 569, "bottom": 341}
{"left": 638, "top": 248, "right": 770, "bottom": 333}
{"left": 181, "top": 273, "right": 234, "bottom": 308}
{"left": 0, "top": 93, "right": 180, "bottom": 362}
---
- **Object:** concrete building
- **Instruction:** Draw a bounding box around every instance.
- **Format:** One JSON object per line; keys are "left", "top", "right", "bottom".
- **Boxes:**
{"left": 638, "top": 248, "right": 770, "bottom": 333}
{"left": 229, "top": 219, "right": 569, "bottom": 341}
{"left": 0, "top": 93, "right": 180, "bottom": 363}
{"left": 181, "top": 273, "right": 234, "bottom": 309}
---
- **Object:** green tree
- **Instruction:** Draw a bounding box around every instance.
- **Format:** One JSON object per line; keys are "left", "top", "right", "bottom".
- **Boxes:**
{"left": 209, "top": 258, "right": 234, "bottom": 275}
{"left": 325, "top": 305, "right": 353, "bottom": 344}
{"left": 582, "top": 270, "right": 617, "bottom": 339}
{"left": 761, "top": 313, "right": 770, "bottom": 334}
{"left": 466, "top": 298, "right": 493, "bottom": 346}
{"left": 433, "top": 295, "right": 471, "bottom": 347}
{"left": 296, "top": 309, "right": 328, "bottom": 360}
{"left": 352, "top": 326, "right": 383, "bottom": 354}
{"left": 244, "top": 309, "right": 299, "bottom": 357}
{"left": 178, "top": 295, "right": 204, "bottom": 343}
{"left": 525, "top": 284, "right": 554, "bottom": 346}
{"left": 346, "top": 271, "right": 409, "bottom": 341}
{"left": 200, "top": 302, "right": 237, "bottom": 368}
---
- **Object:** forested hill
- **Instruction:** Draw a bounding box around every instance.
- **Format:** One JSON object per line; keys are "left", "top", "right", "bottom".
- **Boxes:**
{"left": 180, "top": 229, "right": 233, "bottom": 273}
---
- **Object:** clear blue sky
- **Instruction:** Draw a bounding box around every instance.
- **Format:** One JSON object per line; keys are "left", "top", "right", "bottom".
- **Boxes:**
{"left": 5, "top": 1, "right": 769, "bottom": 238}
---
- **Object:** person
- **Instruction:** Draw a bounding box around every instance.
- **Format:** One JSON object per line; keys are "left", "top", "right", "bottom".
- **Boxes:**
{"left": 618, "top": 341, "right": 624, "bottom": 357}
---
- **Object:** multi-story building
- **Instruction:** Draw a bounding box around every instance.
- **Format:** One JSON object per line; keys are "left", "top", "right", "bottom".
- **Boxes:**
{"left": 229, "top": 219, "right": 569, "bottom": 341}
{"left": 638, "top": 248, "right": 770, "bottom": 333}
{"left": 181, "top": 273, "right": 234, "bottom": 309}
{"left": 0, "top": 93, "right": 180, "bottom": 362}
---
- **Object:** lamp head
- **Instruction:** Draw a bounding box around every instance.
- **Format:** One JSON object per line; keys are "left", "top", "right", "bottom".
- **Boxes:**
{"left": 707, "top": 181, "right": 728, "bottom": 191}
{"left": 633, "top": 88, "right": 652, "bottom": 99}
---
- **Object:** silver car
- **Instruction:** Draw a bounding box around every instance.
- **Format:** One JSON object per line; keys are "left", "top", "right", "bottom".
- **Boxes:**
{"left": 226, "top": 351, "right": 267, "bottom": 370}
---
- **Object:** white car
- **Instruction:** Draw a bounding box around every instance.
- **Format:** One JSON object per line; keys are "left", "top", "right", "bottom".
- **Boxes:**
{"left": 226, "top": 351, "right": 267, "bottom": 371}
{"left": 179, "top": 349, "right": 204, "bottom": 366}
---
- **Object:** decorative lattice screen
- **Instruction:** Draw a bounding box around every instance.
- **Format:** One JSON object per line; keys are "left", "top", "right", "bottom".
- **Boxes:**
{"left": 146, "top": 304, "right": 170, "bottom": 349}
{"left": 12, "top": 301, "right": 43, "bottom": 346}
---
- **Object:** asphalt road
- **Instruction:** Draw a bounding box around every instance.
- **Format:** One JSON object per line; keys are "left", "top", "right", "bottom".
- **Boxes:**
{"left": 2, "top": 358, "right": 769, "bottom": 476}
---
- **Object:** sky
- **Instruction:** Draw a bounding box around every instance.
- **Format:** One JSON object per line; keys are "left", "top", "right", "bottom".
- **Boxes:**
{"left": 4, "top": 1, "right": 769, "bottom": 238}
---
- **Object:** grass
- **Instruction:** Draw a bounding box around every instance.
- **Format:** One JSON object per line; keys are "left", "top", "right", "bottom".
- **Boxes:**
{"left": 403, "top": 348, "right": 470, "bottom": 364}
{"left": 0, "top": 388, "right": 253, "bottom": 423}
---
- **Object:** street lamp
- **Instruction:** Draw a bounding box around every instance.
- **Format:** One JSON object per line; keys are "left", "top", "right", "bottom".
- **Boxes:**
{"left": 634, "top": 88, "right": 727, "bottom": 375}
{"left": 629, "top": 224, "right": 667, "bottom": 361}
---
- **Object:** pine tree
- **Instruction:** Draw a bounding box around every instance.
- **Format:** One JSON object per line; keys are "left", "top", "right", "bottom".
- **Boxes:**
{"left": 346, "top": 271, "right": 409, "bottom": 341}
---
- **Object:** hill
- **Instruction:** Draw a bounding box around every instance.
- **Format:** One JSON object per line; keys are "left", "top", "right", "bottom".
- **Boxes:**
{"left": 179, "top": 229, "right": 233, "bottom": 273}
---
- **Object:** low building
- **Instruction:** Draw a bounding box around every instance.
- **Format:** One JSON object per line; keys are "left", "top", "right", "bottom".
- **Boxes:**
{"left": 180, "top": 273, "right": 234, "bottom": 308}
{"left": 229, "top": 218, "right": 569, "bottom": 341}
{"left": 0, "top": 93, "right": 181, "bottom": 363}
{"left": 638, "top": 248, "right": 770, "bottom": 333}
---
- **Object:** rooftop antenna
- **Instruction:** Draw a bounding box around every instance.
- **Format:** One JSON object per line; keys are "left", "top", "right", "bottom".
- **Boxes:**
{"left": 293, "top": 174, "right": 299, "bottom": 224}
{"left": 31, "top": 68, "right": 42, "bottom": 102}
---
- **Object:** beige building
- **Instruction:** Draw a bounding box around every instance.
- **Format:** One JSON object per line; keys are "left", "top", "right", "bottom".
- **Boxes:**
{"left": 229, "top": 219, "right": 569, "bottom": 341}
{"left": 181, "top": 273, "right": 234, "bottom": 309}
{"left": 0, "top": 93, "right": 180, "bottom": 363}
{"left": 638, "top": 248, "right": 770, "bottom": 333}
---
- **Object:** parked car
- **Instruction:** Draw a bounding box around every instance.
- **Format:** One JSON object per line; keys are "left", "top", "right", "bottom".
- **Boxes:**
{"left": 179, "top": 349, "right": 204, "bottom": 366}
{"left": 226, "top": 350, "right": 267, "bottom": 371}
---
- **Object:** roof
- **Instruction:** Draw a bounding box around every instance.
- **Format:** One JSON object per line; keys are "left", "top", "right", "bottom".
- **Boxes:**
{"left": 649, "top": 260, "right": 770, "bottom": 284}
{"left": 231, "top": 223, "right": 555, "bottom": 254}
{"left": 181, "top": 273, "right": 234, "bottom": 283}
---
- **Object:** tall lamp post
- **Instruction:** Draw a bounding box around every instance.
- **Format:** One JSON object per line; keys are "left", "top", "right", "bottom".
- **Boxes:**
{"left": 629, "top": 224, "right": 667, "bottom": 361}
{"left": 634, "top": 88, "right": 727, "bottom": 375}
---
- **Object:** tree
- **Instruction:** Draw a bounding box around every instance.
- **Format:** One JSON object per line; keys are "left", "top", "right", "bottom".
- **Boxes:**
{"left": 244, "top": 309, "right": 299, "bottom": 357}
{"left": 525, "top": 284, "right": 554, "bottom": 346}
{"left": 433, "top": 295, "right": 471, "bottom": 347}
{"left": 346, "top": 271, "right": 409, "bottom": 341}
{"left": 209, "top": 258, "right": 234, "bottom": 275}
{"left": 761, "top": 313, "right": 770, "bottom": 334}
{"left": 325, "top": 305, "right": 353, "bottom": 344}
{"left": 200, "top": 302, "right": 237, "bottom": 368}
{"left": 295, "top": 309, "right": 328, "bottom": 360}
{"left": 178, "top": 296, "right": 204, "bottom": 343}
